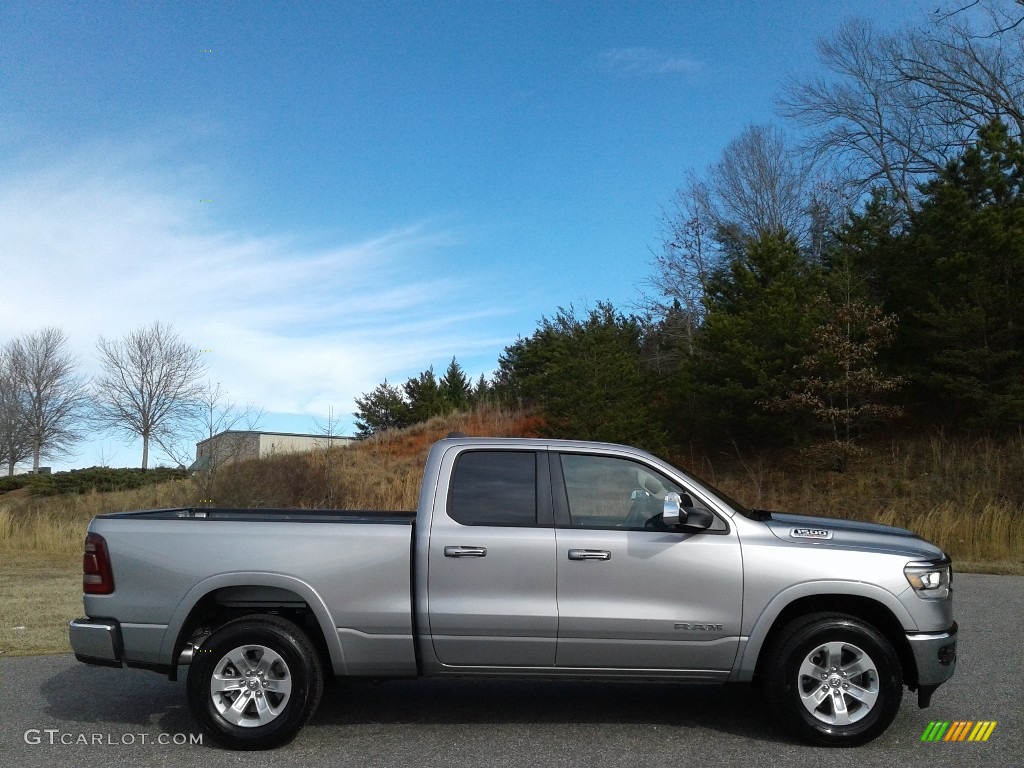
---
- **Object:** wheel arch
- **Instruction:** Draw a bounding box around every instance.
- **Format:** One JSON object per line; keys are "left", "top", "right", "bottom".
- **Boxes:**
{"left": 161, "top": 573, "right": 346, "bottom": 680}
{"left": 737, "top": 584, "right": 918, "bottom": 688}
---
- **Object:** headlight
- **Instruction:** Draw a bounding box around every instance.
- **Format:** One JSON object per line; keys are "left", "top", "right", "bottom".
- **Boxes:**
{"left": 904, "top": 561, "right": 952, "bottom": 599}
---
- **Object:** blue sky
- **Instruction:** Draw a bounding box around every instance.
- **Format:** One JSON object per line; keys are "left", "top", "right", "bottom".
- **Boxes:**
{"left": 0, "top": 0, "right": 933, "bottom": 470}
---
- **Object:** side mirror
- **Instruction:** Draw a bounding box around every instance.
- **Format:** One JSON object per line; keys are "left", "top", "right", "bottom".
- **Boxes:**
{"left": 683, "top": 508, "right": 714, "bottom": 530}
{"left": 663, "top": 492, "right": 682, "bottom": 526}
{"left": 663, "top": 492, "right": 714, "bottom": 530}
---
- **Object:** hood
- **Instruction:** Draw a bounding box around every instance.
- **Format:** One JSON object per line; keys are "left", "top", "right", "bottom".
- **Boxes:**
{"left": 763, "top": 511, "right": 947, "bottom": 560}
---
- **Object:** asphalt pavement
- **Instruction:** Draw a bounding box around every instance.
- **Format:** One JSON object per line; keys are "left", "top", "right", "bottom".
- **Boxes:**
{"left": 0, "top": 573, "right": 1020, "bottom": 767}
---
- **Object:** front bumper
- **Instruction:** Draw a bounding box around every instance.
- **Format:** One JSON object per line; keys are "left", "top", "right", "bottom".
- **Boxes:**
{"left": 68, "top": 618, "right": 122, "bottom": 668}
{"left": 906, "top": 621, "right": 957, "bottom": 707}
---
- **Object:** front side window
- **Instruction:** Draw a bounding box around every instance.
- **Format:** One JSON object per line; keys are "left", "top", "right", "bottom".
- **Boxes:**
{"left": 448, "top": 450, "right": 537, "bottom": 526}
{"left": 560, "top": 453, "right": 687, "bottom": 529}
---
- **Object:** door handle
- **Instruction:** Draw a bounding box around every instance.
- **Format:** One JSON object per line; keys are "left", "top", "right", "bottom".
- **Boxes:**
{"left": 444, "top": 546, "right": 487, "bottom": 558}
{"left": 568, "top": 549, "right": 611, "bottom": 561}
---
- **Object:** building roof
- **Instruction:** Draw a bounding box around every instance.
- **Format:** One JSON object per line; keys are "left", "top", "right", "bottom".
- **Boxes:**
{"left": 196, "top": 430, "right": 357, "bottom": 444}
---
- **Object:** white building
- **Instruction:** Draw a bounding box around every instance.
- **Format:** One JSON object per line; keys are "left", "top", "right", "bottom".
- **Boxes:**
{"left": 191, "top": 430, "right": 355, "bottom": 471}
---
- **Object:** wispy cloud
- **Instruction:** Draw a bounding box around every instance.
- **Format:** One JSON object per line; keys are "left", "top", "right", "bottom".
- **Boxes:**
{"left": 601, "top": 47, "right": 702, "bottom": 76}
{"left": 0, "top": 141, "right": 507, "bottom": 425}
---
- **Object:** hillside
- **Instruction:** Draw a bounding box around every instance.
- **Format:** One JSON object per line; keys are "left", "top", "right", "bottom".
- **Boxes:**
{"left": 0, "top": 405, "right": 1021, "bottom": 571}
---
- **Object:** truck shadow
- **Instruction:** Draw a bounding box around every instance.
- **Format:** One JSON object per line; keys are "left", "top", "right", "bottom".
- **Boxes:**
{"left": 313, "top": 678, "right": 787, "bottom": 743}
{"left": 40, "top": 662, "right": 195, "bottom": 735}
{"left": 39, "top": 661, "right": 786, "bottom": 744}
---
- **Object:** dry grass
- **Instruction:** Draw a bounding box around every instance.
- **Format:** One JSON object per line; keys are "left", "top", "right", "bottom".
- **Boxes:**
{"left": 0, "top": 549, "right": 80, "bottom": 656}
{"left": 0, "top": 478, "right": 196, "bottom": 555}
{"left": 680, "top": 433, "right": 1024, "bottom": 567}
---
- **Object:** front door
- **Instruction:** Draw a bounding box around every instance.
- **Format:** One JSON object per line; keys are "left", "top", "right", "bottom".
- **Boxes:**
{"left": 553, "top": 452, "right": 743, "bottom": 674}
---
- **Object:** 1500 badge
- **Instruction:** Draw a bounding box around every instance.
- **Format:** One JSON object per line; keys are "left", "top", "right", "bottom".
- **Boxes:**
{"left": 790, "top": 528, "right": 833, "bottom": 539}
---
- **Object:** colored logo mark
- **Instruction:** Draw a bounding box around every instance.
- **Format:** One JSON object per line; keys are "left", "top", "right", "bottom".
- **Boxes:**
{"left": 921, "top": 721, "right": 997, "bottom": 742}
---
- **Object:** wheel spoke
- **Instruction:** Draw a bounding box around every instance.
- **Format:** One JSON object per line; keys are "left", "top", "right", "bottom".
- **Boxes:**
{"left": 226, "top": 647, "right": 256, "bottom": 675}
{"left": 831, "top": 689, "right": 854, "bottom": 726}
{"left": 841, "top": 654, "right": 875, "bottom": 679}
{"left": 800, "top": 684, "right": 829, "bottom": 708}
{"left": 224, "top": 691, "right": 252, "bottom": 725}
{"left": 825, "top": 642, "right": 845, "bottom": 671}
{"left": 255, "top": 648, "right": 285, "bottom": 677}
{"left": 844, "top": 681, "right": 878, "bottom": 707}
{"left": 265, "top": 676, "right": 292, "bottom": 697}
{"left": 798, "top": 653, "right": 826, "bottom": 680}
{"left": 210, "top": 673, "right": 246, "bottom": 694}
{"left": 253, "top": 693, "right": 280, "bottom": 724}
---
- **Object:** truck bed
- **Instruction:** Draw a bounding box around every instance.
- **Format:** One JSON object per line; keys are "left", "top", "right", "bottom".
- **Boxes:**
{"left": 83, "top": 508, "right": 419, "bottom": 677}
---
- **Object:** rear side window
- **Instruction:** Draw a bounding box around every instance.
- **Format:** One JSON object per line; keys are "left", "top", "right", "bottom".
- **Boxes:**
{"left": 448, "top": 451, "right": 537, "bottom": 526}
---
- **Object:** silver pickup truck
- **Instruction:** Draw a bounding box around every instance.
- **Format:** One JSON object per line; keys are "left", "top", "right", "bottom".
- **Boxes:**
{"left": 70, "top": 436, "right": 957, "bottom": 750}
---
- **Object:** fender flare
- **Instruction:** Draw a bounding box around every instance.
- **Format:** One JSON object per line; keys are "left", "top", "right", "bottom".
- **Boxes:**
{"left": 732, "top": 579, "right": 914, "bottom": 681}
{"left": 159, "top": 571, "right": 347, "bottom": 674}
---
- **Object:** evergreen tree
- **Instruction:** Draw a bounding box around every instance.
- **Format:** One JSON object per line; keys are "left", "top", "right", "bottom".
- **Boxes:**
{"left": 471, "top": 373, "right": 491, "bottom": 405}
{"left": 679, "top": 230, "right": 824, "bottom": 445}
{"left": 439, "top": 357, "right": 472, "bottom": 412}
{"left": 500, "top": 303, "right": 665, "bottom": 449}
{"left": 353, "top": 380, "right": 411, "bottom": 437}
{"left": 403, "top": 367, "right": 446, "bottom": 423}
{"left": 888, "top": 120, "right": 1024, "bottom": 426}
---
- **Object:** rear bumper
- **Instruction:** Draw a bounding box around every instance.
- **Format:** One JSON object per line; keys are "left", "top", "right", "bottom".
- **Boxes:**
{"left": 68, "top": 618, "right": 122, "bottom": 667}
{"left": 907, "top": 621, "right": 957, "bottom": 707}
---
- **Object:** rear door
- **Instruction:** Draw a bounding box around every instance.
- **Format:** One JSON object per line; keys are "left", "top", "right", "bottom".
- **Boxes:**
{"left": 552, "top": 451, "right": 743, "bottom": 675}
{"left": 426, "top": 447, "right": 558, "bottom": 667}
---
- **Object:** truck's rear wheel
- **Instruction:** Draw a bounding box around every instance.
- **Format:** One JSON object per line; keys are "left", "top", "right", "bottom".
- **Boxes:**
{"left": 763, "top": 613, "right": 902, "bottom": 747}
{"left": 187, "top": 615, "right": 323, "bottom": 750}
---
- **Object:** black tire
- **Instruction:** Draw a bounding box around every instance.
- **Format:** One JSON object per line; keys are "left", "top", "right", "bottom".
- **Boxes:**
{"left": 186, "top": 614, "right": 324, "bottom": 750}
{"left": 762, "top": 612, "right": 903, "bottom": 747}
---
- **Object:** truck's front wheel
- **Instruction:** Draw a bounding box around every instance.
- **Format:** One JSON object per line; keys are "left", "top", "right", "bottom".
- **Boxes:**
{"left": 186, "top": 615, "right": 323, "bottom": 750}
{"left": 763, "top": 613, "right": 902, "bottom": 747}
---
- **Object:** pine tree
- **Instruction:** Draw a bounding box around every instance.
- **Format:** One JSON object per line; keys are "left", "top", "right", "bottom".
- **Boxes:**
{"left": 353, "top": 380, "right": 411, "bottom": 437}
{"left": 679, "top": 231, "right": 824, "bottom": 445}
{"left": 403, "top": 367, "right": 446, "bottom": 423}
{"left": 440, "top": 357, "right": 472, "bottom": 412}
{"left": 894, "top": 120, "right": 1024, "bottom": 426}
{"left": 500, "top": 303, "right": 665, "bottom": 449}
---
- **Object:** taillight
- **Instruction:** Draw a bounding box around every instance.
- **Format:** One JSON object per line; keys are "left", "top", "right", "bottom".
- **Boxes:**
{"left": 83, "top": 532, "right": 114, "bottom": 595}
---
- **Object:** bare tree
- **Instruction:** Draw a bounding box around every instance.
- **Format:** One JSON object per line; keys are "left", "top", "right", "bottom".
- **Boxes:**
{"left": 181, "top": 381, "right": 263, "bottom": 503}
{"left": 161, "top": 380, "right": 263, "bottom": 468}
{"left": 93, "top": 321, "right": 206, "bottom": 469}
{"left": 644, "top": 179, "right": 717, "bottom": 355}
{"left": 5, "top": 329, "right": 90, "bottom": 472}
{"left": 313, "top": 404, "right": 345, "bottom": 508}
{"left": 708, "top": 124, "right": 818, "bottom": 243}
{"left": 198, "top": 382, "right": 263, "bottom": 445}
{"left": 646, "top": 124, "right": 846, "bottom": 342}
{"left": 940, "top": 0, "right": 1024, "bottom": 37}
{"left": 763, "top": 295, "right": 904, "bottom": 471}
{"left": 781, "top": 5, "right": 1024, "bottom": 212}
{"left": 0, "top": 345, "right": 32, "bottom": 475}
